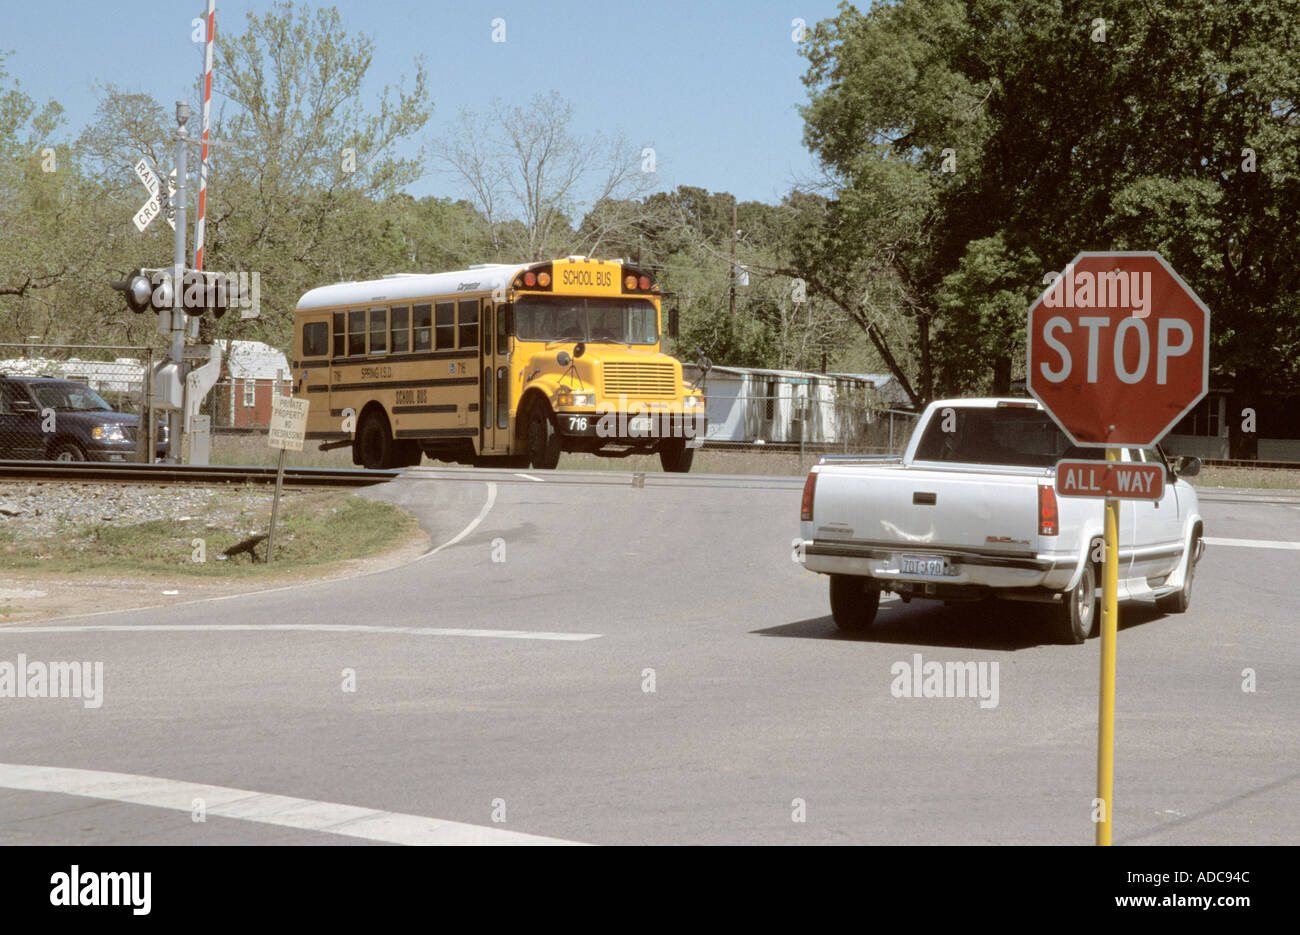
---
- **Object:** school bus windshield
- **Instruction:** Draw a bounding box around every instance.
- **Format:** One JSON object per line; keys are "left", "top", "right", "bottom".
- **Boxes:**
{"left": 514, "top": 295, "right": 658, "bottom": 345}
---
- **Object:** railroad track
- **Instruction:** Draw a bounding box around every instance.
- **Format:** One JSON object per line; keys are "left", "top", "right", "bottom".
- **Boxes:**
{"left": 0, "top": 460, "right": 398, "bottom": 488}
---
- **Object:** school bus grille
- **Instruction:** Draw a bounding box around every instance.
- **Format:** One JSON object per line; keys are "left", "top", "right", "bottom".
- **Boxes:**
{"left": 602, "top": 362, "right": 677, "bottom": 397}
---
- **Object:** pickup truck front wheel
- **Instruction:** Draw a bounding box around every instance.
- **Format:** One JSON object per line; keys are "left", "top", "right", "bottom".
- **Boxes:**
{"left": 1155, "top": 536, "right": 1197, "bottom": 614}
{"left": 829, "top": 575, "right": 881, "bottom": 632}
{"left": 1054, "top": 561, "right": 1098, "bottom": 644}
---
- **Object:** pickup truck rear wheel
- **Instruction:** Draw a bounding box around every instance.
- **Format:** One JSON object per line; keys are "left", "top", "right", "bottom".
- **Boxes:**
{"left": 829, "top": 575, "right": 881, "bottom": 632}
{"left": 1054, "top": 561, "right": 1097, "bottom": 644}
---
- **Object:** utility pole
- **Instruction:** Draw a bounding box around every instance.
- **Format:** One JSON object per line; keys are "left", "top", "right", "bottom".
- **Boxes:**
{"left": 729, "top": 200, "right": 737, "bottom": 317}
{"left": 168, "top": 101, "right": 191, "bottom": 463}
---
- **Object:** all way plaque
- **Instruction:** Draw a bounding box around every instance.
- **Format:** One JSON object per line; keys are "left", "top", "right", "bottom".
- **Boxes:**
{"left": 1054, "top": 460, "right": 1164, "bottom": 501}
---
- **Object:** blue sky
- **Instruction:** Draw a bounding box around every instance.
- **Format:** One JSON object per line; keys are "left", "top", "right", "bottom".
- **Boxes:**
{"left": 2, "top": 0, "right": 847, "bottom": 205}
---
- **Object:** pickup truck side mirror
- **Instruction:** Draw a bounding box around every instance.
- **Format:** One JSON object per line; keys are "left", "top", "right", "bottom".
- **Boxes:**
{"left": 1176, "top": 456, "right": 1202, "bottom": 478}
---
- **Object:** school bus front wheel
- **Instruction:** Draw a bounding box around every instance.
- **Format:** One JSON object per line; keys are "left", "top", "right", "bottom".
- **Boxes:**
{"left": 524, "top": 402, "right": 562, "bottom": 470}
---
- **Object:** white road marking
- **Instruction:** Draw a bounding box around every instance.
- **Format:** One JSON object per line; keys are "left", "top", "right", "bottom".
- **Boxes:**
{"left": 0, "top": 763, "right": 588, "bottom": 846}
{"left": 0, "top": 624, "right": 600, "bottom": 641}
{"left": 1203, "top": 536, "right": 1300, "bottom": 551}
{"left": 513, "top": 472, "right": 543, "bottom": 482}
{"left": 418, "top": 481, "right": 497, "bottom": 559}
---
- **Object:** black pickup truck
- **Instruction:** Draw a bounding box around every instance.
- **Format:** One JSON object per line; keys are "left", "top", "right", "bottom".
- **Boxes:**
{"left": 0, "top": 375, "right": 167, "bottom": 462}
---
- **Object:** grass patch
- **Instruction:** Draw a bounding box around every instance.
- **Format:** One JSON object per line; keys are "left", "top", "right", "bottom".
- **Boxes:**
{"left": 211, "top": 433, "right": 354, "bottom": 469}
{"left": 0, "top": 491, "right": 419, "bottom": 577}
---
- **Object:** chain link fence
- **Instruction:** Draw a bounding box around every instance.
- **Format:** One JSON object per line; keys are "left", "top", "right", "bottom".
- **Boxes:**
{"left": 0, "top": 343, "right": 164, "bottom": 463}
{"left": 696, "top": 392, "right": 918, "bottom": 451}
{"left": 198, "top": 384, "right": 922, "bottom": 470}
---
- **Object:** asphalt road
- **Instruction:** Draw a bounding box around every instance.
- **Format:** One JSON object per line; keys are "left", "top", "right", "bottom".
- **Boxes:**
{"left": 0, "top": 469, "right": 1295, "bottom": 845}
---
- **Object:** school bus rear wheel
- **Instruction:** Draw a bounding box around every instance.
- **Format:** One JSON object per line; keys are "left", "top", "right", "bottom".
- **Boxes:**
{"left": 356, "top": 412, "right": 394, "bottom": 470}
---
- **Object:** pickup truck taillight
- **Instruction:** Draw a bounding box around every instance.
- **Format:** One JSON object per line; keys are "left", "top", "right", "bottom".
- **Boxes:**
{"left": 1038, "top": 483, "right": 1059, "bottom": 536}
{"left": 800, "top": 471, "right": 817, "bottom": 522}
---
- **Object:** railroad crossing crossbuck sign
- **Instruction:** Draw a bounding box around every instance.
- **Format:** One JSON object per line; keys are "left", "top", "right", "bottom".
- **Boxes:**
{"left": 132, "top": 158, "right": 176, "bottom": 233}
{"left": 1027, "top": 252, "right": 1209, "bottom": 447}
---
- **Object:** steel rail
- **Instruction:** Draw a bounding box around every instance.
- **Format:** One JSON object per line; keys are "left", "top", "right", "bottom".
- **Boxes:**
{"left": 0, "top": 461, "right": 398, "bottom": 488}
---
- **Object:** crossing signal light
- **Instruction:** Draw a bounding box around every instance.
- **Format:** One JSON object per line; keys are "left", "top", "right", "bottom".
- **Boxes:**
{"left": 180, "top": 270, "right": 230, "bottom": 318}
{"left": 111, "top": 268, "right": 232, "bottom": 317}
{"left": 110, "top": 268, "right": 168, "bottom": 313}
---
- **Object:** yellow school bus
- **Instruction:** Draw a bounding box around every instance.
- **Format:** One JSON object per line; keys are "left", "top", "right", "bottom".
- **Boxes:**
{"left": 292, "top": 257, "right": 705, "bottom": 471}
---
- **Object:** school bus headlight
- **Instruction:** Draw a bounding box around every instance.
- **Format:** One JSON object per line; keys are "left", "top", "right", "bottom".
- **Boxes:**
{"left": 683, "top": 395, "right": 703, "bottom": 409}
{"left": 554, "top": 391, "right": 595, "bottom": 408}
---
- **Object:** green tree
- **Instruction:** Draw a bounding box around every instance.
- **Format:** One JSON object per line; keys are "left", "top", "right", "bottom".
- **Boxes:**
{"left": 0, "top": 54, "right": 135, "bottom": 345}
{"left": 432, "top": 92, "right": 657, "bottom": 261}
{"left": 205, "top": 1, "right": 433, "bottom": 348}
{"left": 795, "top": 0, "right": 1300, "bottom": 445}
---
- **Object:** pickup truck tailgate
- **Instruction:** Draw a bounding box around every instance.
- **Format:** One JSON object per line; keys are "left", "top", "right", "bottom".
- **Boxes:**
{"left": 812, "top": 465, "right": 1042, "bottom": 556}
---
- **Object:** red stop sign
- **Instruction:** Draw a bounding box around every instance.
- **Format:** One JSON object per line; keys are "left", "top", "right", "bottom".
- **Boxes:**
{"left": 1027, "top": 251, "right": 1209, "bottom": 447}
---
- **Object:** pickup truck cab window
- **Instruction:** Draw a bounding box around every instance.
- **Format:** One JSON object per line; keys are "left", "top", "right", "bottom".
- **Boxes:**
{"left": 914, "top": 406, "right": 1072, "bottom": 467}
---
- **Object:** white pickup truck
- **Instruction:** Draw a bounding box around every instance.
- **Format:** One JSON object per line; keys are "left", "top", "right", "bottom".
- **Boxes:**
{"left": 796, "top": 398, "right": 1205, "bottom": 643}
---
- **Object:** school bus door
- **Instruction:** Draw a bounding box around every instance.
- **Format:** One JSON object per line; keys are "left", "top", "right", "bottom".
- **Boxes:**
{"left": 480, "top": 300, "right": 508, "bottom": 454}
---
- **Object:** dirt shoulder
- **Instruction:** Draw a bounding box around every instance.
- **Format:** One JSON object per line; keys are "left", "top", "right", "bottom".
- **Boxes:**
{"left": 0, "top": 482, "right": 430, "bottom": 623}
{"left": 0, "top": 526, "right": 429, "bottom": 624}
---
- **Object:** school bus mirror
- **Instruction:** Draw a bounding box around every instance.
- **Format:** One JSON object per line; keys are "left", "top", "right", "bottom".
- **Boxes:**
{"left": 573, "top": 341, "right": 585, "bottom": 359}
{"left": 669, "top": 307, "right": 680, "bottom": 339}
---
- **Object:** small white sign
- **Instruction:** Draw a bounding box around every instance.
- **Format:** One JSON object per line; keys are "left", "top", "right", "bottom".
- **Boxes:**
{"left": 133, "top": 194, "right": 163, "bottom": 232}
{"left": 165, "top": 169, "right": 177, "bottom": 230}
{"left": 134, "top": 158, "right": 161, "bottom": 195}
{"left": 268, "top": 396, "right": 310, "bottom": 451}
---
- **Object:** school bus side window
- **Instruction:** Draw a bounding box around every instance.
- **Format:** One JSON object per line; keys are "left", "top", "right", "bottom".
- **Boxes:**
{"left": 348, "top": 310, "right": 366, "bottom": 356}
{"left": 496, "top": 303, "right": 508, "bottom": 355}
{"left": 458, "top": 299, "right": 478, "bottom": 348}
{"left": 413, "top": 304, "right": 432, "bottom": 351}
{"left": 333, "top": 311, "right": 345, "bottom": 357}
{"left": 391, "top": 306, "right": 410, "bottom": 353}
{"left": 303, "top": 322, "right": 329, "bottom": 357}
{"left": 369, "top": 308, "right": 388, "bottom": 354}
{"left": 435, "top": 302, "right": 455, "bottom": 350}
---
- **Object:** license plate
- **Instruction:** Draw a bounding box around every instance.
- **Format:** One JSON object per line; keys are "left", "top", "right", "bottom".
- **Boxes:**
{"left": 628, "top": 416, "right": 652, "bottom": 434}
{"left": 900, "top": 554, "right": 948, "bottom": 576}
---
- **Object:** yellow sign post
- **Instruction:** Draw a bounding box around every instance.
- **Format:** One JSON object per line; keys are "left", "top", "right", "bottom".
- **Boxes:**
{"left": 1096, "top": 447, "right": 1120, "bottom": 845}
{"left": 1029, "top": 252, "right": 1211, "bottom": 846}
